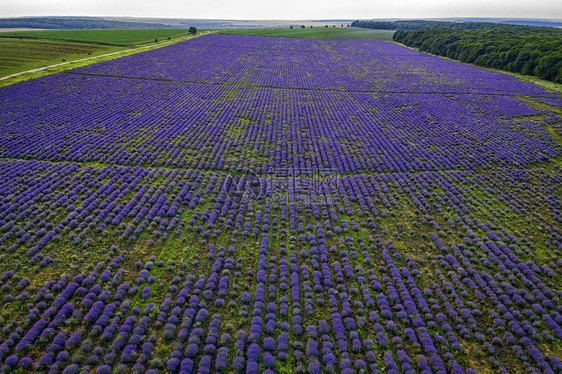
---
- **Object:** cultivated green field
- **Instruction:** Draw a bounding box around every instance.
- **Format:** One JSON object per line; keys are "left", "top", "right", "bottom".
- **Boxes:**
{"left": 0, "top": 38, "right": 123, "bottom": 76}
{"left": 0, "top": 28, "right": 196, "bottom": 46}
{"left": 218, "top": 27, "right": 396, "bottom": 40}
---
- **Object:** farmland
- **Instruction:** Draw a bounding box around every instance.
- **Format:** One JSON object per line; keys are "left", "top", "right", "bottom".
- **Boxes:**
{"left": 0, "top": 29, "right": 196, "bottom": 46}
{"left": 218, "top": 28, "right": 396, "bottom": 40}
{"left": 0, "top": 33, "right": 561, "bottom": 374}
{"left": 0, "top": 38, "right": 122, "bottom": 77}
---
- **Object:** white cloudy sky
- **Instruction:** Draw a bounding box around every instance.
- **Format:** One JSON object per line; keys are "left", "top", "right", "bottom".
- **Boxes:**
{"left": 2, "top": 0, "right": 561, "bottom": 19}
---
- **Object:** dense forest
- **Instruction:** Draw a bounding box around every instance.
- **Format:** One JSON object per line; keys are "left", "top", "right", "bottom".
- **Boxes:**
{"left": 392, "top": 28, "right": 562, "bottom": 83}
{"left": 351, "top": 20, "right": 562, "bottom": 33}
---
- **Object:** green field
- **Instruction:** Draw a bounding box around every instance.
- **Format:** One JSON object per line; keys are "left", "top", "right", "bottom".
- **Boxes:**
{"left": 0, "top": 28, "right": 195, "bottom": 46}
{"left": 218, "top": 27, "right": 396, "bottom": 40}
{"left": 0, "top": 38, "right": 123, "bottom": 76}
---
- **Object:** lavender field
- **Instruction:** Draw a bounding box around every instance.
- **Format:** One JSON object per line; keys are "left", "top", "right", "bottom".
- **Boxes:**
{"left": 0, "top": 33, "right": 561, "bottom": 373}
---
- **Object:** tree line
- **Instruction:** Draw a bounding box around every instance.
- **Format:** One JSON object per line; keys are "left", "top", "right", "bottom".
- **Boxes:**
{"left": 392, "top": 28, "right": 562, "bottom": 83}
{"left": 351, "top": 20, "right": 562, "bottom": 34}
{"left": 0, "top": 17, "right": 173, "bottom": 30}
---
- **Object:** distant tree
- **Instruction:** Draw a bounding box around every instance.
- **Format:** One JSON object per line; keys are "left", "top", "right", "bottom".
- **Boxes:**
{"left": 332, "top": 25, "right": 335, "bottom": 27}
{"left": 300, "top": 25, "right": 305, "bottom": 29}
{"left": 188, "top": 27, "right": 197, "bottom": 35}
{"left": 290, "top": 26, "right": 293, "bottom": 29}
{"left": 325, "top": 25, "right": 328, "bottom": 28}
{"left": 154, "top": 38, "right": 158, "bottom": 43}
{"left": 310, "top": 26, "right": 313, "bottom": 28}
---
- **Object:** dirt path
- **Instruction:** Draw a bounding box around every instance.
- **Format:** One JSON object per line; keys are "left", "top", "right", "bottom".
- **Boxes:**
{"left": 0, "top": 28, "right": 47, "bottom": 32}
{"left": 0, "top": 32, "right": 212, "bottom": 81}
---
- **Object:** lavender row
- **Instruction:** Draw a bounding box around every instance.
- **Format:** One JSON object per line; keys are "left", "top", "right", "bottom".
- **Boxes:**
{"left": 0, "top": 33, "right": 560, "bottom": 374}
{"left": 0, "top": 75, "right": 558, "bottom": 173}
{"left": 70, "top": 34, "right": 562, "bottom": 97}
{"left": 0, "top": 156, "right": 559, "bottom": 370}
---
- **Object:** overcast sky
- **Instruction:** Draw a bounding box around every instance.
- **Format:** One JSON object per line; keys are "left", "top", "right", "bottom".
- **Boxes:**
{"left": 2, "top": 0, "right": 561, "bottom": 20}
